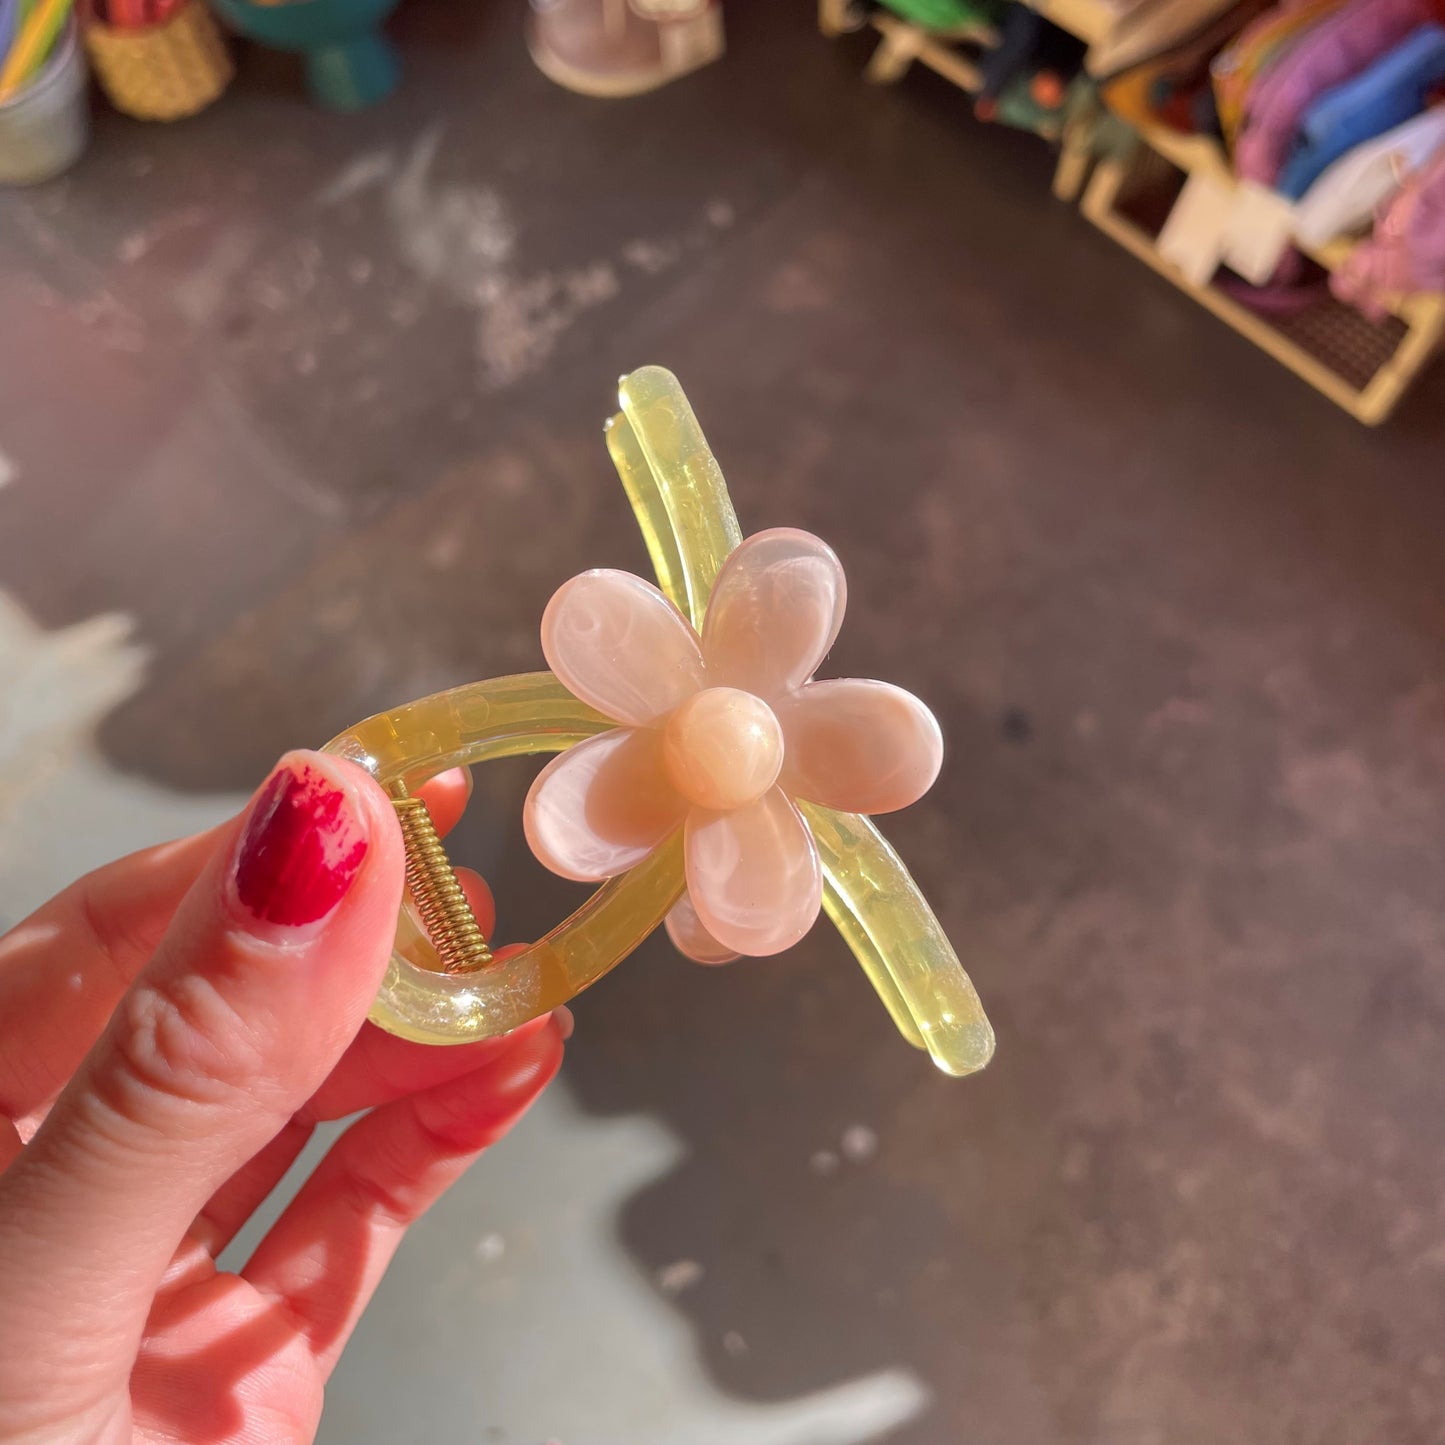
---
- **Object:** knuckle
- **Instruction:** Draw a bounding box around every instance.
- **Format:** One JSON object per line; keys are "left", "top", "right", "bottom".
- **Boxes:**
{"left": 337, "top": 1100, "right": 471, "bottom": 1228}
{"left": 412, "top": 1089, "right": 491, "bottom": 1157}
{"left": 98, "top": 972, "right": 273, "bottom": 1128}
{"left": 339, "top": 1142, "right": 424, "bottom": 1228}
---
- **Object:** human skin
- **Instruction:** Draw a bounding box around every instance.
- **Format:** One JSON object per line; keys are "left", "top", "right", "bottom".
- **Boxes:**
{"left": 0, "top": 753, "right": 567, "bottom": 1445}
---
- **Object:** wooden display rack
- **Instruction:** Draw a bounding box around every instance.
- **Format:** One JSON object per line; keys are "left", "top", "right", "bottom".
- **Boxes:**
{"left": 818, "top": 0, "right": 1094, "bottom": 196}
{"left": 818, "top": 0, "right": 995, "bottom": 89}
{"left": 1080, "top": 124, "right": 1445, "bottom": 425}
{"left": 819, "top": 0, "right": 1444, "bottom": 423}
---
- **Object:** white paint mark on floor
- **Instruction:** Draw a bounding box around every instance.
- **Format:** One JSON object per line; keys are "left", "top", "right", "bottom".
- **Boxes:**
{"left": 474, "top": 265, "right": 621, "bottom": 390}
{"left": 475, "top": 1233, "right": 507, "bottom": 1264}
{"left": 814, "top": 1126, "right": 878, "bottom": 1173}
{"left": 316, "top": 148, "right": 397, "bottom": 208}
{"left": 657, "top": 1258, "right": 705, "bottom": 1296}
{"left": 305, "top": 1087, "right": 930, "bottom": 1445}
{"left": 115, "top": 204, "right": 211, "bottom": 265}
{"left": 387, "top": 127, "right": 514, "bottom": 285}
{"left": 0, "top": 448, "right": 15, "bottom": 488}
{"left": 171, "top": 225, "right": 261, "bottom": 325}
{"left": 623, "top": 238, "right": 681, "bottom": 275}
{"left": 0, "top": 593, "right": 242, "bottom": 926}
{"left": 361, "top": 129, "right": 735, "bottom": 392}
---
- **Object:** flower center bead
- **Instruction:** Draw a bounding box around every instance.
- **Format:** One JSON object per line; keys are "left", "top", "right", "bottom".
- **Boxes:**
{"left": 662, "top": 687, "right": 784, "bottom": 812}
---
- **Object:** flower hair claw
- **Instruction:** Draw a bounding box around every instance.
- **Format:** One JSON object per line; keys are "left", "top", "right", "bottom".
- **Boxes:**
{"left": 325, "top": 368, "right": 994, "bottom": 1077}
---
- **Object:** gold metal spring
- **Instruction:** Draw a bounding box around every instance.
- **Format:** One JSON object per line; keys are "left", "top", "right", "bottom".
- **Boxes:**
{"left": 390, "top": 789, "right": 493, "bottom": 974}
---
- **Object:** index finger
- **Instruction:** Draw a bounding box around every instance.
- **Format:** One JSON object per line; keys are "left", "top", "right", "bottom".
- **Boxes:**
{"left": 0, "top": 769, "right": 472, "bottom": 1125}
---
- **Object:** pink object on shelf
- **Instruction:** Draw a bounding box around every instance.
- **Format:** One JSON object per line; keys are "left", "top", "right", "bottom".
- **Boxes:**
{"left": 524, "top": 528, "right": 944, "bottom": 964}
{"left": 1332, "top": 146, "right": 1445, "bottom": 314}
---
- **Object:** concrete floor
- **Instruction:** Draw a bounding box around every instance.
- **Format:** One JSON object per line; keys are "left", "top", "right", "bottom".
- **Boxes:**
{"left": 4, "top": 3, "right": 1445, "bottom": 1442}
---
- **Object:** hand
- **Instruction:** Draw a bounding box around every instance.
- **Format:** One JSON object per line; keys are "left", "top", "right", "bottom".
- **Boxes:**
{"left": 0, "top": 752, "right": 566, "bottom": 1445}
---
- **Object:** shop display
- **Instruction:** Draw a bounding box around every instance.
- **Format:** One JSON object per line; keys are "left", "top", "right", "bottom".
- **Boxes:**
{"left": 823, "top": 0, "right": 1445, "bottom": 421}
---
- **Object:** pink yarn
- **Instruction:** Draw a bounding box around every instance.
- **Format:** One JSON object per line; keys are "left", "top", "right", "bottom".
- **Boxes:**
{"left": 1236, "top": 0, "right": 1434, "bottom": 183}
{"left": 1332, "top": 147, "right": 1445, "bottom": 313}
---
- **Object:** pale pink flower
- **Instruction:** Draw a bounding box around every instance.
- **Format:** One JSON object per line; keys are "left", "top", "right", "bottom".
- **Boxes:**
{"left": 524, "top": 529, "right": 943, "bottom": 963}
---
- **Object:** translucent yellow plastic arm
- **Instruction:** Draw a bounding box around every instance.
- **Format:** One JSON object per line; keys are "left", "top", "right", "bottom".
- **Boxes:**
{"left": 611, "top": 367, "right": 993, "bottom": 1077}
{"left": 607, "top": 365, "right": 742, "bottom": 632}
{"left": 326, "top": 673, "right": 685, "bottom": 1044}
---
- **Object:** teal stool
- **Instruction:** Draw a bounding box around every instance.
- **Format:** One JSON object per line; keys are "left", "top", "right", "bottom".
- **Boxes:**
{"left": 210, "top": 0, "right": 400, "bottom": 111}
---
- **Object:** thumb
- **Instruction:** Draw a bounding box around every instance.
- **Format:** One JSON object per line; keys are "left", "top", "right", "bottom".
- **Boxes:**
{"left": 0, "top": 752, "right": 404, "bottom": 1401}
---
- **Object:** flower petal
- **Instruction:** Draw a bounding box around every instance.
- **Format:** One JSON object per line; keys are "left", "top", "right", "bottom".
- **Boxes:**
{"left": 664, "top": 895, "right": 741, "bottom": 966}
{"left": 684, "top": 786, "right": 823, "bottom": 956}
{"left": 524, "top": 728, "right": 686, "bottom": 882}
{"left": 777, "top": 679, "right": 943, "bottom": 814}
{"left": 701, "top": 529, "right": 846, "bottom": 699}
{"left": 542, "top": 570, "right": 705, "bottom": 727}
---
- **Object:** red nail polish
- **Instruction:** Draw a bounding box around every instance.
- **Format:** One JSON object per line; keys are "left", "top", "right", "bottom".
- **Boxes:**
{"left": 234, "top": 764, "right": 369, "bottom": 927}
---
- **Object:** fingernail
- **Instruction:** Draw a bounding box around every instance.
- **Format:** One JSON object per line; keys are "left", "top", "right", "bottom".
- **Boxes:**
{"left": 234, "top": 761, "right": 369, "bottom": 927}
{"left": 552, "top": 1005, "right": 575, "bottom": 1041}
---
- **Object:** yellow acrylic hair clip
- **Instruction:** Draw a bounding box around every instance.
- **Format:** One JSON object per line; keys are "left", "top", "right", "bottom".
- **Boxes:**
{"left": 324, "top": 367, "right": 994, "bottom": 1077}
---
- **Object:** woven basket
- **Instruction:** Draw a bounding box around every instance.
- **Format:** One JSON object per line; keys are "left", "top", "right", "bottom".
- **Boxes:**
{"left": 86, "top": 2, "right": 232, "bottom": 121}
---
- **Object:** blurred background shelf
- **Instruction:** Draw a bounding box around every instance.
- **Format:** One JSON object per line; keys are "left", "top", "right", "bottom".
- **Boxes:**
{"left": 818, "top": 0, "right": 995, "bottom": 87}
{"left": 819, "top": 0, "right": 1443, "bottom": 424}
{"left": 1083, "top": 121, "right": 1445, "bottom": 426}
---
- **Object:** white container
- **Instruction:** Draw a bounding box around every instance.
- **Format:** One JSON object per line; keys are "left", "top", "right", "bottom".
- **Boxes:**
{"left": 0, "top": 18, "right": 89, "bottom": 187}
